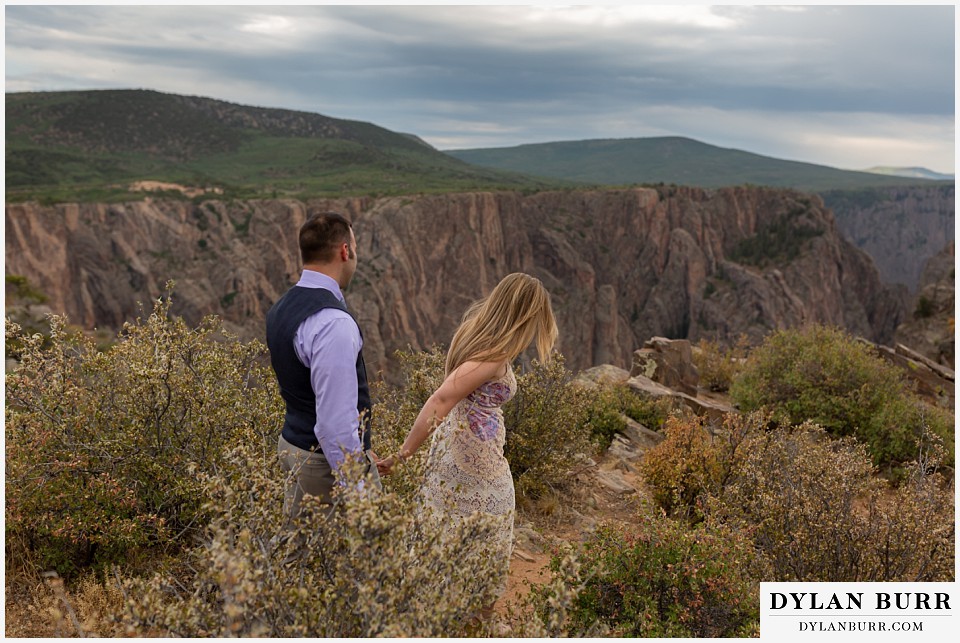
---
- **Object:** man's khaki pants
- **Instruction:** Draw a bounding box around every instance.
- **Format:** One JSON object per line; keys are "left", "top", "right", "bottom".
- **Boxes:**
{"left": 278, "top": 434, "right": 336, "bottom": 520}
{"left": 277, "top": 434, "right": 382, "bottom": 521}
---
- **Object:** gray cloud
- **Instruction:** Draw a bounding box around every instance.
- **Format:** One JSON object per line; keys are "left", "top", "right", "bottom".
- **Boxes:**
{"left": 4, "top": 4, "right": 955, "bottom": 172}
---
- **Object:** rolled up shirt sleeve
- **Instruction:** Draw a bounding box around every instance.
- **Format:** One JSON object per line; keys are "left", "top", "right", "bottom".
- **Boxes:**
{"left": 294, "top": 311, "right": 363, "bottom": 472}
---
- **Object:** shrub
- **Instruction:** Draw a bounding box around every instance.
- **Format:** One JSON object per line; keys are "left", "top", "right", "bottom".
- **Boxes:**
{"left": 122, "top": 448, "right": 509, "bottom": 637}
{"left": 729, "top": 324, "right": 954, "bottom": 472}
{"left": 868, "top": 424, "right": 955, "bottom": 581}
{"left": 506, "top": 553, "right": 609, "bottom": 637}
{"left": 727, "top": 200, "right": 823, "bottom": 267}
{"left": 5, "top": 273, "right": 48, "bottom": 304}
{"left": 641, "top": 415, "right": 720, "bottom": 517}
{"left": 707, "top": 420, "right": 955, "bottom": 582}
{"left": 579, "top": 388, "right": 627, "bottom": 448}
{"left": 579, "top": 382, "right": 672, "bottom": 449}
{"left": 502, "top": 355, "right": 597, "bottom": 499}
{"left": 530, "top": 512, "right": 766, "bottom": 637}
{"left": 5, "top": 288, "right": 282, "bottom": 578}
{"left": 692, "top": 335, "right": 749, "bottom": 392}
{"left": 620, "top": 386, "right": 674, "bottom": 431}
{"left": 642, "top": 411, "right": 955, "bottom": 582}
{"left": 639, "top": 412, "right": 754, "bottom": 519}
{"left": 914, "top": 295, "right": 935, "bottom": 319}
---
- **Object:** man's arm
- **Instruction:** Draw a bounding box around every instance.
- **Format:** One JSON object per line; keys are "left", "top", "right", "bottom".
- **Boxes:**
{"left": 295, "top": 312, "right": 363, "bottom": 471}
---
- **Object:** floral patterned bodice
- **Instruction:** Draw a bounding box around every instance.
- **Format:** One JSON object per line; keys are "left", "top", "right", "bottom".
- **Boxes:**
{"left": 464, "top": 374, "right": 515, "bottom": 441}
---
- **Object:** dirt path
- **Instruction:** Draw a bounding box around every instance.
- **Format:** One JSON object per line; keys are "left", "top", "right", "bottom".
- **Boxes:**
{"left": 496, "top": 451, "right": 649, "bottom": 618}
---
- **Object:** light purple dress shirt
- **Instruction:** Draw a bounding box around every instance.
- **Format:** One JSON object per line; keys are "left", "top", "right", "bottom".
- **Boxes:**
{"left": 292, "top": 270, "right": 363, "bottom": 472}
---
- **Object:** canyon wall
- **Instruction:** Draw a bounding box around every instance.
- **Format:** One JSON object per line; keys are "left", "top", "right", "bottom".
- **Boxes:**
{"left": 822, "top": 185, "right": 954, "bottom": 292}
{"left": 5, "top": 187, "right": 908, "bottom": 377}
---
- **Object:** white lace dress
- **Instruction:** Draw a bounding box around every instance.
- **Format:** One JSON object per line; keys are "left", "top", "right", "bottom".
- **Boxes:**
{"left": 419, "top": 364, "right": 517, "bottom": 594}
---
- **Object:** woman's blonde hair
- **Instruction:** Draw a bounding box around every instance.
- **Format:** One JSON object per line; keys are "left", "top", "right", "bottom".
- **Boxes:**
{"left": 445, "top": 273, "right": 559, "bottom": 374}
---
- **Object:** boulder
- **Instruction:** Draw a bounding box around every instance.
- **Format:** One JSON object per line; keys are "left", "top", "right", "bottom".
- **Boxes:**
{"left": 630, "top": 337, "right": 699, "bottom": 395}
{"left": 574, "top": 364, "right": 631, "bottom": 388}
{"left": 865, "top": 340, "right": 955, "bottom": 408}
{"left": 620, "top": 417, "right": 664, "bottom": 451}
{"left": 627, "top": 373, "right": 735, "bottom": 428}
{"left": 594, "top": 469, "right": 636, "bottom": 495}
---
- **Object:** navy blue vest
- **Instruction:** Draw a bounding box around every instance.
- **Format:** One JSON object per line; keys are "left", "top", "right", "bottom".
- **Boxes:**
{"left": 265, "top": 286, "right": 372, "bottom": 453}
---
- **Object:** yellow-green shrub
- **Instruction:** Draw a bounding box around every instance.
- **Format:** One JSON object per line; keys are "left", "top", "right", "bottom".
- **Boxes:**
{"left": 5, "top": 290, "right": 282, "bottom": 577}
{"left": 122, "top": 449, "right": 509, "bottom": 637}
{"left": 580, "top": 383, "right": 673, "bottom": 449}
{"left": 692, "top": 335, "right": 748, "bottom": 392}
{"left": 730, "top": 324, "right": 954, "bottom": 472}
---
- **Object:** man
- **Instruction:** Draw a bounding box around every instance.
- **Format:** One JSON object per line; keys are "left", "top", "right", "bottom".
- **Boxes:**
{"left": 266, "top": 210, "right": 379, "bottom": 520}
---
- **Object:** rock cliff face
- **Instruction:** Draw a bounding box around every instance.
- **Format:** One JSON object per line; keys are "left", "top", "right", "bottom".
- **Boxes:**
{"left": 822, "top": 185, "right": 954, "bottom": 292}
{"left": 894, "top": 241, "right": 955, "bottom": 367}
{"left": 5, "top": 187, "right": 908, "bottom": 377}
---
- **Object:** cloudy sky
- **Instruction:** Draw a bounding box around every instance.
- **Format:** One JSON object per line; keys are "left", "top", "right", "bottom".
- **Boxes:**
{"left": 5, "top": 3, "right": 956, "bottom": 173}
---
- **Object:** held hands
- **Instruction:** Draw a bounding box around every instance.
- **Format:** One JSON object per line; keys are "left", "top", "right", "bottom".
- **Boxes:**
{"left": 375, "top": 449, "right": 411, "bottom": 476}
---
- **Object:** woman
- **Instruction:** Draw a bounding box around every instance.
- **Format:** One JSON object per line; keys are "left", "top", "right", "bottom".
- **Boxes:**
{"left": 378, "top": 272, "right": 558, "bottom": 609}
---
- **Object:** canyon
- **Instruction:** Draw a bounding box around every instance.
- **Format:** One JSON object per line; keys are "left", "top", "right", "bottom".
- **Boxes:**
{"left": 6, "top": 186, "right": 910, "bottom": 378}
{"left": 822, "top": 185, "right": 954, "bottom": 292}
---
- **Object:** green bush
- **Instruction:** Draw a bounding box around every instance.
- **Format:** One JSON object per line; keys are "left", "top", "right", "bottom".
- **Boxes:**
{"left": 531, "top": 513, "right": 766, "bottom": 637}
{"left": 579, "top": 382, "right": 672, "bottom": 449}
{"left": 502, "top": 355, "right": 597, "bottom": 499}
{"left": 729, "top": 324, "right": 954, "bottom": 472}
{"left": 914, "top": 295, "right": 935, "bottom": 319}
{"left": 727, "top": 200, "right": 823, "bottom": 267}
{"left": 580, "top": 391, "right": 627, "bottom": 448}
{"left": 5, "top": 289, "right": 282, "bottom": 577}
{"left": 5, "top": 273, "right": 48, "bottom": 304}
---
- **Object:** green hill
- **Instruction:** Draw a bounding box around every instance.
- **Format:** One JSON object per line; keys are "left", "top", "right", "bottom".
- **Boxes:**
{"left": 5, "top": 89, "right": 566, "bottom": 203}
{"left": 446, "top": 137, "right": 948, "bottom": 192}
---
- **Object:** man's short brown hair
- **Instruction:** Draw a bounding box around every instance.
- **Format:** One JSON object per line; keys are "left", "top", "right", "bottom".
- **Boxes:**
{"left": 299, "top": 211, "right": 353, "bottom": 264}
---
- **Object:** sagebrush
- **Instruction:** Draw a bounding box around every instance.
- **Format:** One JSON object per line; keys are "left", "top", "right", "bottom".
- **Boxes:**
{"left": 122, "top": 449, "right": 511, "bottom": 637}
{"left": 5, "top": 290, "right": 281, "bottom": 577}
{"left": 641, "top": 411, "right": 955, "bottom": 582}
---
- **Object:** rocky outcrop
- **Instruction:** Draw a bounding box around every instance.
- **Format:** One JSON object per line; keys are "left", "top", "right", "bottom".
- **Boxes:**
{"left": 574, "top": 364, "right": 631, "bottom": 388}
{"left": 873, "top": 342, "right": 954, "bottom": 409}
{"left": 5, "top": 187, "right": 908, "bottom": 378}
{"left": 626, "top": 374, "right": 736, "bottom": 427}
{"left": 630, "top": 337, "right": 699, "bottom": 395}
{"left": 893, "top": 242, "right": 955, "bottom": 368}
